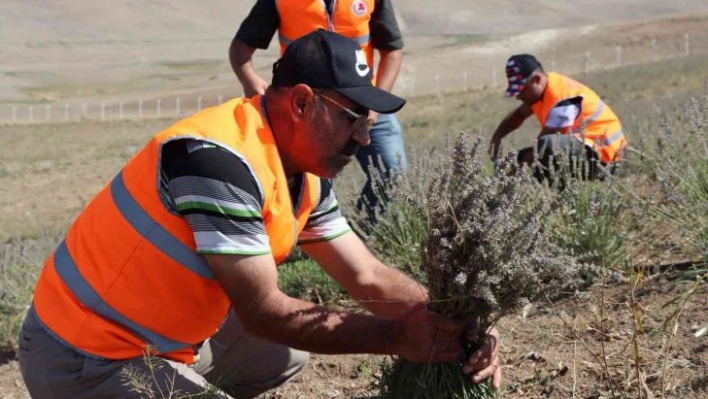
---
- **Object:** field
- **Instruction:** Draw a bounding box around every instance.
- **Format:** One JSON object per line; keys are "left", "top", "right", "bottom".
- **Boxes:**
{"left": 2, "top": 51, "right": 707, "bottom": 398}
{"left": 2, "top": 3, "right": 708, "bottom": 399}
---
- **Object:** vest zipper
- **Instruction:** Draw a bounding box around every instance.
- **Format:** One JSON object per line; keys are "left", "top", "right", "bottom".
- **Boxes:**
{"left": 322, "top": 0, "right": 336, "bottom": 31}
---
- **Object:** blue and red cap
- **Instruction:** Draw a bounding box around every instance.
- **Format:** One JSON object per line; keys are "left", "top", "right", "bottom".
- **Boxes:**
{"left": 504, "top": 54, "right": 543, "bottom": 97}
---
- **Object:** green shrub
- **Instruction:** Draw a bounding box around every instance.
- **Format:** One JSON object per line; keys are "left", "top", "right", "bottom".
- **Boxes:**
{"left": 632, "top": 95, "right": 708, "bottom": 261}
{"left": 361, "top": 199, "right": 429, "bottom": 284}
{"left": 550, "top": 181, "right": 630, "bottom": 272}
{"left": 277, "top": 258, "right": 345, "bottom": 304}
{"left": 0, "top": 233, "right": 60, "bottom": 352}
{"left": 347, "top": 150, "right": 448, "bottom": 284}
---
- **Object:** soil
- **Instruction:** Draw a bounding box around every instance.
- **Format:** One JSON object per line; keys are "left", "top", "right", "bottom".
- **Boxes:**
{"left": 2, "top": 273, "right": 706, "bottom": 399}
{"left": 264, "top": 273, "right": 708, "bottom": 399}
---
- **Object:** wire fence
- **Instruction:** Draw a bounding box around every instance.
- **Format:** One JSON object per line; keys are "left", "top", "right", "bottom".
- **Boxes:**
{"left": 2, "top": 31, "right": 707, "bottom": 126}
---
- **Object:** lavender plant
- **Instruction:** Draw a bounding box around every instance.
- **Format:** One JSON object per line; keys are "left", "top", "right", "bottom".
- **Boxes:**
{"left": 630, "top": 95, "right": 708, "bottom": 262}
{"left": 550, "top": 182, "right": 630, "bottom": 280}
{"left": 0, "top": 233, "right": 61, "bottom": 352}
{"left": 347, "top": 148, "right": 448, "bottom": 283}
{"left": 379, "top": 133, "right": 579, "bottom": 399}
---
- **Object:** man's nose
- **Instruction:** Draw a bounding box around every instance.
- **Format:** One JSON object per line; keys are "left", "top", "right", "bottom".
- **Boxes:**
{"left": 352, "top": 124, "right": 371, "bottom": 146}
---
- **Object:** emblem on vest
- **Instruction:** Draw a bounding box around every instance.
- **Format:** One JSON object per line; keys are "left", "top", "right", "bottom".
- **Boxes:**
{"left": 352, "top": 0, "right": 367, "bottom": 16}
{"left": 354, "top": 49, "right": 370, "bottom": 77}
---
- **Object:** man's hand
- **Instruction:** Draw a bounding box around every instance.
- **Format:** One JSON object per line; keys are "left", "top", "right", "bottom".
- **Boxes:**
{"left": 462, "top": 327, "right": 502, "bottom": 389}
{"left": 489, "top": 104, "right": 533, "bottom": 160}
{"left": 392, "top": 303, "right": 464, "bottom": 363}
{"left": 367, "top": 110, "right": 380, "bottom": 127}
{"left": 243, "top": 77, "right": 269, "bottom": 98}
{"left": 229, "top": 39, "right": 269, "bottom": 98}
{"left": 488, "top": 137, "right": 503, "bottom": 160}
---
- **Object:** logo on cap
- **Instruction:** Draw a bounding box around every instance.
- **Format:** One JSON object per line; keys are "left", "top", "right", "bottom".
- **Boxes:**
{"left": 352, "top": 0, "right": 367, "bottom": 16}
{"left": 354, "top": 50, "right": 370, "bottom": 77}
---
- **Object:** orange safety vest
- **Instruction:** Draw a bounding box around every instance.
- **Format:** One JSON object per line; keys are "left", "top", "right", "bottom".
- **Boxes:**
{"left": 276, "top": 0, "right": 376, "bottom": 71}
{"left": 32, "top": 96, "right": 321, "bottom": 364}
{"left": 531, "top": 72, "right": 627, "bottom": 163}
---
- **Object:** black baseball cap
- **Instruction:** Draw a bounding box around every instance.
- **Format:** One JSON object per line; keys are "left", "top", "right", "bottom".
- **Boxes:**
{"left": 271, "top": 29, "right": 406, "bottom": 114}
{"left": 504, "top": 54, "right": 544, "bottom": 97}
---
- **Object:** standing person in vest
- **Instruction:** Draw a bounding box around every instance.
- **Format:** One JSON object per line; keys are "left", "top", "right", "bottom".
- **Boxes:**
{"left": 229, "top": 0, "right": 407, "bottom": 223}
{"left": 19, "top": 31, "right": 501, "bottom": 399}
{"left": 489, "top": 54, "right": 627, "bottom": 186}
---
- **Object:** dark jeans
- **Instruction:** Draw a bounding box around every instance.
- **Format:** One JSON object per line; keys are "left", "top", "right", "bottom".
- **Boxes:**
{"left": 517, "top": 134, "right": 611, "bottom": 189}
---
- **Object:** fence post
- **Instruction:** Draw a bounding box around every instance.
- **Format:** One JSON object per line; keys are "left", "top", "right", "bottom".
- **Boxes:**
{"left": 119, "top": 101, "right": 124, "bottom": 119}
{"left": 29, "top": 106, "right": 34, "bottom": 123}
{"left": 138, "top": 100, "right": 143, "bottom": 118}
{"left": 65, "top": 104, "right": 69, "bottom": 120}
{"left": 82, "top": 103, "right": 87, "bottom": 119}
{"left": 197, "top": 96, "right": 202, "bottom": 112}
{"left": 45, "top": 104, "right": 51, "bottom": 121}
{"left": 492, "top": 70, "right": 498, "bottom": 88}
{"left": 583, "top": 51, "right": 591, "bottom": 73}
{"left": 157, "top": 99, "right": 162, "bottom": 117}
{"left": 409, "top": 78, "right": 415, "bottom": 97}
{"left": 684, "top": 33, "right": 690, "bottom": 56}
{"left": 176, "top": 98, "right": 181, "bottom": 116}
{"left": 218, "top": 95, "right": 223, "bottom": 105}
{"left": 651, "top": 38, "right": 657, "bottom": 61}
{"left": 100, "top": 102, "right": 106, "bottom": 121}
{"left": 435, "top": 74, "right": 441, "bottom": 97}
{"left": 462, "top": 71, "right": 468, "bottom": 91}
{"left": 616, "top": 45, "right": 622, "bottom": 66}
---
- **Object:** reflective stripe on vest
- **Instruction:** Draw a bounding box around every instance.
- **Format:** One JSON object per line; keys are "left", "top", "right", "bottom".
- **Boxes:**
{"left": 586, "top": 100, "right": 605, "bottom": 124}
{"left": 279, "top": 32, "right": 370, "bottom": 48}
{"left": 350, "top": 33, "right": 371, "bottom": 45}
{"left": 278, "top": 32, "right": 293, "bottom": 47}
{"left": 111, "top": 170, "right": 214, "bottom": 279}
{"left": 603, "top": 129, "right": 624, "bottom": 146}
{"left": 54, "top": 240, "right": 191, "bottom": 353}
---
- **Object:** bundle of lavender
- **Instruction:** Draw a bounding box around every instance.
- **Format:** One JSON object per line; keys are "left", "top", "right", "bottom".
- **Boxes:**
{"left": 379, "top": 133, "right": 580, "bottom": 399}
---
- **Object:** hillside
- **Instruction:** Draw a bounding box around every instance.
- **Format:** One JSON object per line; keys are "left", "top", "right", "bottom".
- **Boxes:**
{"left": 1, "top": 0, "right": 708, "bottom": 107}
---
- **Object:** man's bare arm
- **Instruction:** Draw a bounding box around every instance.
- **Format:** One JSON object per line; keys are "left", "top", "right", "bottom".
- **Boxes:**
{"left": 489, "top": 103, "right": 534, "bottom": 158}
{"left": 367, "top": 49, "right": 403, "bottom": 121}
{"left": 301, "top": 231, "right": 427, "bottom": 318}
{"left": 204, "top": 252, "right": 461, "bottom": 362}
{"left": 374, "top": 49, "right": 402, "bottom": 92}
{"left": 228, "top": 38, "right": 269, "bottom": 97}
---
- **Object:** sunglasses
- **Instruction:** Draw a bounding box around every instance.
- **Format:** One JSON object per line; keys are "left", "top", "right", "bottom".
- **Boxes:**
{"left": 315, "top": 92, "right": 372, "bottom": 130}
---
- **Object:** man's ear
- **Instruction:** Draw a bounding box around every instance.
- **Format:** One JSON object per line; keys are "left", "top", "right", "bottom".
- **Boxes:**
{"left": 290, "top": 84, "right": 316, "bottom": 120}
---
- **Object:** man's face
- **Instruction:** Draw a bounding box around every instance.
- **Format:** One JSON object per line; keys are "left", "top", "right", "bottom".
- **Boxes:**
{"left": 295, "top": 90, "right": 372, "bottom": 178}
{"left": 516, "top": 73, "right": 544, "bottom": 105}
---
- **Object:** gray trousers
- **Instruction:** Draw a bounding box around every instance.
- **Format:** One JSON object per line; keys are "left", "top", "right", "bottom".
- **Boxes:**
{"left": 517, "top": 134, "right": 609, "bottom": 190}
{"left": 18, "top": 307, "right": 309, "bottom": 398}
